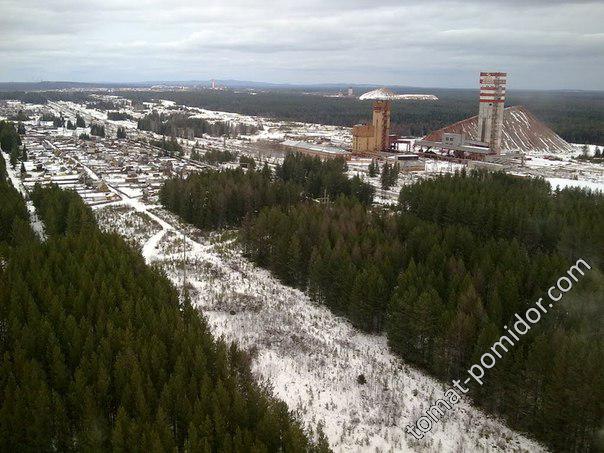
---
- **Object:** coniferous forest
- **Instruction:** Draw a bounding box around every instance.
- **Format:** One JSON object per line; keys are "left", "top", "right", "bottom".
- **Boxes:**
{"left": 0, "top": 174, "right": 328, "bottom": 451}
{"left": 160, "top": 160, "right": 603, "bottom": 452}
{"left": 121, "top": 89, "right": 604, "bottom": 145}
{"left": 0, "top": 121, "right": 23, "bottom": 168}
{"left": 1, "top": 87, "right": 602, "bottom": 144}
{"left": 160, "top": 154, "right": 374, "bottom": 230}
{"left": 137, "top": 111, "right": 259, "bottom": 139}
{"left": 0, "top": 150, "right": 30, "bottom": 250}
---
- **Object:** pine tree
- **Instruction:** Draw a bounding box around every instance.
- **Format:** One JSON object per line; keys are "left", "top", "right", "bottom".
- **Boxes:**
{"left": 315, "top": 422, "right": 331, "bottom": 453}
{"left": 368, "top": 159, "right": 378, "bottom": 177}
{"left": 381, "top": 162, "right": 391, "bottom": 189}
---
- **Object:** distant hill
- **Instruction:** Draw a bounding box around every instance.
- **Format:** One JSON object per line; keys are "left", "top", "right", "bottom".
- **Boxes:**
{"left": 0, "top": 81, "right": 149, "bottom": 91}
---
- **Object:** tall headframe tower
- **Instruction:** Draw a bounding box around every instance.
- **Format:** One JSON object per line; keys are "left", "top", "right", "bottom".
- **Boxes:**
{"left": 477, "top": 72, "right": 506, "bottom": 154}
{"left": 372, "top": 100, "right": 391, "bottom": 153}
{"left": 352, "top": 88, "right": 397, "bottom": 154}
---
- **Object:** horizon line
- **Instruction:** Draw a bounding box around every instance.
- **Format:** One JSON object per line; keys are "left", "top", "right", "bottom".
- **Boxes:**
{"left": 0, "top": 79, "right": 603, "bottom": 93}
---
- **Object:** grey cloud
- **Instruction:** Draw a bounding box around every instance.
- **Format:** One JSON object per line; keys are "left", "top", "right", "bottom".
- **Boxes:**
{"left": 0, "top": 0, "right": 602, "bottom": 89}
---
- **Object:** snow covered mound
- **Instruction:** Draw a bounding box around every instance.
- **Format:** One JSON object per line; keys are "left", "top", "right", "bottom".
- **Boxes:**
{"left": 423, "top": 105, "right": 574, "bottom": 153}
{"left": 359, "top": 88, "right": 438, "bottom": 101}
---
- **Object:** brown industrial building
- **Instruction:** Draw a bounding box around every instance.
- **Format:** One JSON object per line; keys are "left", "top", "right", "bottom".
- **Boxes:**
{"left": 352, "top": 100, "right": 392, "bottom": 154}
{"left": 351, "top": 88, "right": 438, "bottom": 157}
{"left": 352, "top": 89, "right": 397, "bottom": 155}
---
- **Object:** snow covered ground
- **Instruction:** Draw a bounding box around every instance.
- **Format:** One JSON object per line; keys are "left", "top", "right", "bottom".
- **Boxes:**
{"left": 1, "top": 151, "right": 46, "bottom": 241}
{"left": 348, "top": 159, "right": 467, "bottom": 205}
{"left": 522, "top": 154, "right": 604, "bottom": 192}
{"left": 3, "top": 97, "right": 558, "bottom": 451}
{"left": 95, "top": 202, "right": 547, "bottom": 453}
{"left": 547, "top": 177, "right": 604, "bottom": 192}
{"left": 5, "top": 96, "right": 597, "bottom": 450}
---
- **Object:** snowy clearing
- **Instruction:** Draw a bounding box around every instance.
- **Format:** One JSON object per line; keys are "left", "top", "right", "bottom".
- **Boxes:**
{"left": 547, "top": 177, "right": 604, "bottom": 193}
{"left": 95, "top": 204, "right": 546, "bottom": 453}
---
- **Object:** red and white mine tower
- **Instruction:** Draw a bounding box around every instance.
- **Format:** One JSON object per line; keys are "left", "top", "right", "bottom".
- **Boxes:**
{"left": 477, "top": 72, "right": 507, "bottom": 154}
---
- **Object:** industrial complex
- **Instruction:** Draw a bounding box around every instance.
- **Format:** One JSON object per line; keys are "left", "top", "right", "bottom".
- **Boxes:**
{"left": 0, "top": 70, "right": 596, "bottom": 213}
{"left": 346, "top": 71, "right": 574, "bottom": 166}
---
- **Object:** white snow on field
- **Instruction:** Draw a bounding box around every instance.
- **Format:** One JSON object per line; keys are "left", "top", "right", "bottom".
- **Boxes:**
{"left": 524, "top": 156, "right": 569, "bottom": 169}
{"left": 424, "top": 160, "right": 465, "bottom": 173}
{"left": 95, "top": 206, "right": 162, "bottom": 247}
{"left": 547, "top": 177, "right": 604, "bottom": 193}
{"left": 571, "top": 143, "right": 602, "bottom": 157}
{"left": 116, "top": 186, "right": 143, "bottom": 198}
{"left": 95, "top": 203, "right": 547, "bottom": 453}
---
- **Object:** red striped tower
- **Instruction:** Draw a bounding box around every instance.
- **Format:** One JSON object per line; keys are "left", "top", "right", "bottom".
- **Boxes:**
{"left": 477, "top": 72, "right": 506, "bottom": 154}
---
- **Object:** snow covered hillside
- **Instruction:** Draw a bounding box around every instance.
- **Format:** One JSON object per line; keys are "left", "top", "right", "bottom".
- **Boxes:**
{"left": 95, "top": 203, "right": 547, "bottom": 453}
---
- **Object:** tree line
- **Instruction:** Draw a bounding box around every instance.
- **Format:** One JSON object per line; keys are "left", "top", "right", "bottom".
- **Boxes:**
{"left": 577, "top": 145, "right": 604, "bottom": 163}
{"left": 0, "top": 121, "right": 24, "bottom": 168}
{"left": 231, "top": 170, "right": 602, "bottom": 452}
{"left": 90, "top": 123, "right": 105, "bottom": 137}
{"left": 399, "top": 171, "right": 604, "bottom": 268}
{"left": 149, "top": 137, "right": 183, "bottom": 156}
{"left": 160, "top": 153, "right": 374, "bottom": 230}
{"left": 2, "top": 87, "right": 602, "bottom": 144}
{"left": 120, "top": 89, "right": 604, "bottom": 146}
{"left": 160, "top": 166, "right": 300, "bottom": 230}
{"left": 191, "top": 148, "right": 236, "bottom": 164}
{"left": 137, "top": 111, "right": 259, "bottom": 140}
{"left": 0, "top": 149, "right": 30, "bottom": 252}
{"left": 0, "top": 180, "right": 329, "bottom": 452}
{"left": 107, "top": 111, "right": 134, "bottom": 121}
{"left": 2, "top": 88, "right": 601, "bottom": 144}
{"left": 275, "top": 153, "right": 373, "bottom": 203}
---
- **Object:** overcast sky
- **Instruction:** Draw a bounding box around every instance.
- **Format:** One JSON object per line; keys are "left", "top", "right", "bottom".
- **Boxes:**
{"left": 1, "top": 0, "right": 603, "bottom": 89}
